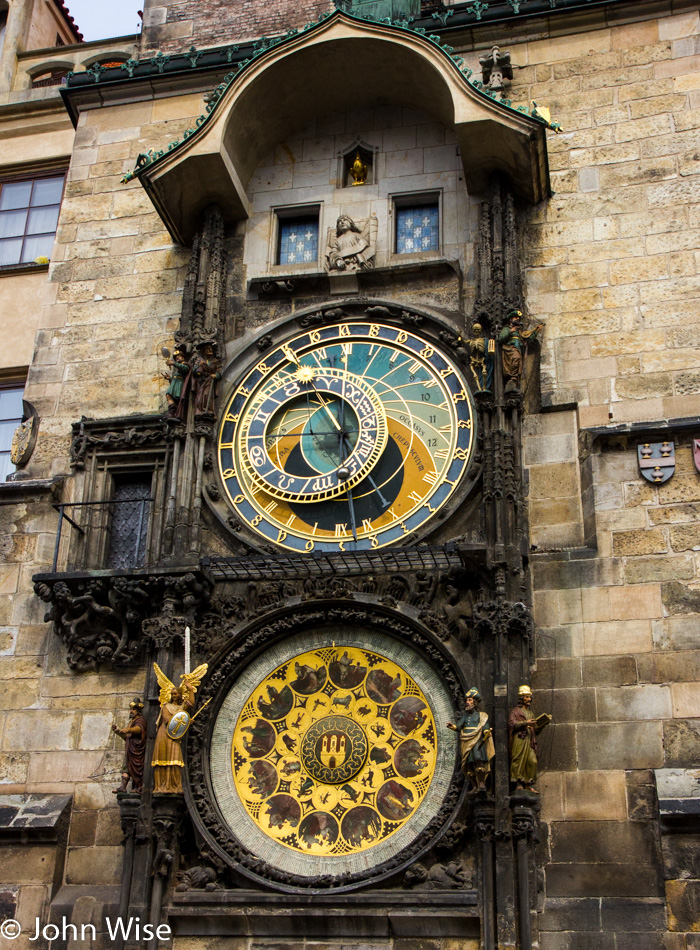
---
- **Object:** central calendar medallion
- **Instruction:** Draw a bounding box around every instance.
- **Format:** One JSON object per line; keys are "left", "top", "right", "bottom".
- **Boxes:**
{"left": 301, "top": 715, "right": 368, "bottom": 784}
{"left": 220, "top": 639, "right": 443, "bottom": 861}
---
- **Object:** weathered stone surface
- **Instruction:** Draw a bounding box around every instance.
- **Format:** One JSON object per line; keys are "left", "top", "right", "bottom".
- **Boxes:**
{"left": 561, "top": 771, "right": 628, "bottom": 820}
{"left": 612, "top": 528, "right": 668, "bottom": 557}
{"left": 596, "top": 685, "right": 672, "bottom": 721}
{"left": 550, "top": 821, "right": 657, "bottom": 865}
{"left": 65, "top": 845, "right": 122, "bottom": 886}
{"left": 661, "top": 834, "right": 700, "bottom": 880}
{"left": 624, "top": 556, "right": 695, "bottom": 584}
{"left": 671, "top": 683, "right": 700, "bottom": 718}
{"left": 577, "top": 722, "right": 663, "bottom": 769}
{"left": 600, "top": 897, "right": 667, "bottom": 931}
{"left": 663, "top": 719, "right": 700, "bottom": 767}
{"left": 582, "top": 656, "right": 638, "bottom": 687}
{"left": 666, "top": 879, "right": 700, "bottom": 931}
{"left": 638, "top": 651, "right": 700, "bottom": 684}
{"left": 582, "top": 620, "right": 652, "bottom": 656}
{"left": 547, "top": 863, "right": 661, "bottom": 898}
{"left": 661, "top": 581, "right": 700, "bottom": 615}
{"left": 0, "top": 846, "right": 57, "bottom": 884}
{"left": 539, "top": 897, "right": 602, "bottom": 933}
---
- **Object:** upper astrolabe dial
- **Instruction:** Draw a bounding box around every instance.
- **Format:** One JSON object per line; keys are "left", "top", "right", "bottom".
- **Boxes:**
{"left": 241, "top": 364, "right": 388, "bottom": 503}
{"left": 218, "top": 321, "right": 476, "bottom": 552}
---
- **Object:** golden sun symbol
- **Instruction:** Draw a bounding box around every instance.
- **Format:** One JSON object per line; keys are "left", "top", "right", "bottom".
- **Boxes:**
{"left": 295, "top": 365, "right": 316, "bottom": 383}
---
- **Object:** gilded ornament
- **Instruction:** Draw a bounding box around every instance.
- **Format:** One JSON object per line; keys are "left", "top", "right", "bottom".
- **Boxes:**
{"left": 152, "top": 662, "right": 209, "bottom": 794}
{"left": 350, "top": 150, "right": 368, "bottom": 186}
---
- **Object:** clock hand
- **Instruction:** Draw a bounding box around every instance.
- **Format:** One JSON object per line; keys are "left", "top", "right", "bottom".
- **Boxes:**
{"left": 341, "top": 431, "right": 388, "bottom": 508}
{"left": 339, "top": 425, "right": 358, "bottom": 541}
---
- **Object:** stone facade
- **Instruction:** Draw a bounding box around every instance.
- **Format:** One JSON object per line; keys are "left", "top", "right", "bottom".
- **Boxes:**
{"left": 0, "top": 1, "right": 698, "bottom": 949}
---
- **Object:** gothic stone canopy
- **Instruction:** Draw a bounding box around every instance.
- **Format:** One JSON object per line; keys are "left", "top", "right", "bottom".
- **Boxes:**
{"left": 133, "top": 10, "right": 550, "bottom": 243}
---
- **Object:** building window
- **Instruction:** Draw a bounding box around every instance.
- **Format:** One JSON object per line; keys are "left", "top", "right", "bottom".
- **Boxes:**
{"left": 277, "top": 213, "right": 319, "bottom": 266}
{"left": 395, "top": 199, "right": 439, "bottom": 255}
{"left": 0, "top": 174, "right": 65, "bottom": 267}
{"left": 106, "top": 474, "right": 152, "bottom": 570}
{"left": 0, "top": 386, "right": 23, "bottom": 483}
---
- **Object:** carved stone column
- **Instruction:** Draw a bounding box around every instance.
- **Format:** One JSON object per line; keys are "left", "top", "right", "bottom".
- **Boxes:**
{"left": 474, "top": 802, "right": 496, "bottom": 950}
{"left": 114, "top": 794, "right": 143, "bottom": 950}
{"left": 147, "top": 796, "right": 184, "bottom": 950}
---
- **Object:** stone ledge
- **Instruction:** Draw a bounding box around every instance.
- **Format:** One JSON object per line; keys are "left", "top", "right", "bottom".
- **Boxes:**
{"left": 655, "top": 767, "right": 700, "bottom": 831}
{"left": 247, "top": 258, "right": 460, "bottom": 299}
{"left": 0, "top": 793, "right": 71, "bottom": 842}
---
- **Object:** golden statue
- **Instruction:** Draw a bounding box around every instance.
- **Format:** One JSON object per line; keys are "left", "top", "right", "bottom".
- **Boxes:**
{"left": 350, "top": 151, "right": 368, "bottom": 186}
{"left": 152, "top": 662, "right": 208, "bottom": 794}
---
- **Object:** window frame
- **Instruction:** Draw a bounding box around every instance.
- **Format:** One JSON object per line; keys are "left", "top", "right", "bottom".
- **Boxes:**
{"left": 271, "top": 204, "right": 322, "bottom": 271}
{"left": 390, "top": 190, "right": 442, "bottom": 260}
{"left": 0, "top": 170, "right": 66, "bottom": 271}
{"left": 0, "top": 381, "right": 25, "bottom": 484}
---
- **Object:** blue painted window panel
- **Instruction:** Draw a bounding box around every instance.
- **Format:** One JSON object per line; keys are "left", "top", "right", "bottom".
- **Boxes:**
{"left": 396, "top": 204, "right": 439, "bottom": 254}
{"left": 278, "top": 216, "right": 319, "bottom": 266}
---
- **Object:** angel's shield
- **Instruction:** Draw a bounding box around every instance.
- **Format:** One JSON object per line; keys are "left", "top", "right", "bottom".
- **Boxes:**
{"left": 167, "top": 710, "right": 191, "bottom": 740}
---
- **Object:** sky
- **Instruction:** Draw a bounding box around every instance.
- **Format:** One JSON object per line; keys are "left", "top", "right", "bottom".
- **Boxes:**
{"left": 64, "top": 0, "right": 143, "bottom": 41}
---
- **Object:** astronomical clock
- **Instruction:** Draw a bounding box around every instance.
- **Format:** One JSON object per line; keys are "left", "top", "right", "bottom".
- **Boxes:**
{"left": 182, "top": 303, "right": 486, "bottom": 893}
{"left": 216, "top": 319, "right": 477, "bottom": 552}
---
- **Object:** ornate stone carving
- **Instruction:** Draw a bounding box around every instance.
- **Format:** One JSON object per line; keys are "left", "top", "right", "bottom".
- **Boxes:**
{"left": 478, "top": 46, "right": 513, "bottom": 99}
{"left": 34, "top": 571, "right": 212, "bottom": 671}
{"left": 70, "top": 415, "right": 169, "bottom": 469}
{"left": 403, "top": 860, "right": 471, "bottom": 889}
{"left": 325, "top": 213, "right": 377, "bottom": 272}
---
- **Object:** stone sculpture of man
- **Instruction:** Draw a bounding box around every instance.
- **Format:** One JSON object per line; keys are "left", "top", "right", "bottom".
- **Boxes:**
{"left": 192, "top": 341, "right": 221, "bottom": 415}
{"left": 446, "top": 687, "right": 495, "bottom": 792}
{"left": 112, "top": 696, "right": 147, "bottom": 794}
{"left": 508, "top": 684, "right": 551, "bottom": 792}
{"left": 497, "top": 309, "right": 544, "bottom": 391}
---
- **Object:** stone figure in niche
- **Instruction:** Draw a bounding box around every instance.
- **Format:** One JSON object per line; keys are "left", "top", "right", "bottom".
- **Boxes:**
{"left": 164, "top": 344, "right": 191, "bottom": 418}
{"left": 152, "top": 662, "right": 208, "bottom": 794}
{"left": 325, "top": 213, "right": 377, "bottom": 272}
{"left": 498, "top": 309, "right": 544, "bottom": 392}
{"left": 447, "top": 687, "right": 495, "bottom": 792}
{"left": 112, "top": 696, "right": 147, "bottom": 794}
{"left": 468, "top": 322, "right": 495, "bottom": 392}
{"left": 508, "top": 684, "right": 551, "bottom": 792}
{"left": 192, "top": 341, "right": 221, "bottom": 415}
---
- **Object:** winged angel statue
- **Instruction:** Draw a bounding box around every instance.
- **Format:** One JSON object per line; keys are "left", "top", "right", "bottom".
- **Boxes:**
{"left": 151, "top": 662, "right": 208, "bottom": 794}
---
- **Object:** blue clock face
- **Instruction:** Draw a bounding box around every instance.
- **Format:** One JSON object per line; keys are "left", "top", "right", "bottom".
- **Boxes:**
{"left": 218, "top": 321, "right": 476, "bottom": 552}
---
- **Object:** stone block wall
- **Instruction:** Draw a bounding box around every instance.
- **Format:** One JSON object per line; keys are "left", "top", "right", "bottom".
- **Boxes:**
{"left": 503, "top": 9, "right": 700, "bottom": 946}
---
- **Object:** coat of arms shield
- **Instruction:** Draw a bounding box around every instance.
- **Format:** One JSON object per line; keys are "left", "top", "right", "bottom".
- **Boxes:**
{"left": 638, "top": 442, "right": 675, "bottom": 484}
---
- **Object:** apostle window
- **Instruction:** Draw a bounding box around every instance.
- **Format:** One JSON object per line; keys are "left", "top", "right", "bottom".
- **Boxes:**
{"left": 0, "top": 173, "right": 65, "bottom": 267}
{"left": 276, "top": 210, "right": 320, "bottom": 267}
{"left": 394, "top": 195, "right": 440, "bottom": 255}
